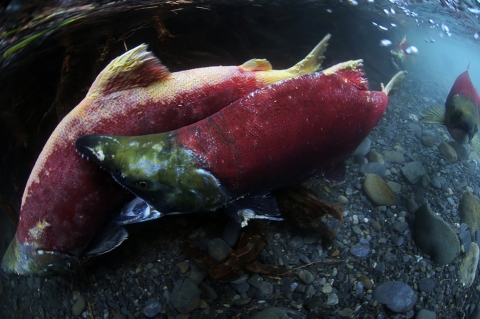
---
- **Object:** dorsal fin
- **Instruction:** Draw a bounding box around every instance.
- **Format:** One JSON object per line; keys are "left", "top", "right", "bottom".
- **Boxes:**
{"left": 88, "top": 44, "right": 170, "bottom": 96}
{"left": 286, "top": 33, "right": 331, "bottom": 75}
{"left": 239, "top": 59, "right": 272, "bottom": 71}
{"left": 323, "top": 60, "right": 369, "bottom": 91}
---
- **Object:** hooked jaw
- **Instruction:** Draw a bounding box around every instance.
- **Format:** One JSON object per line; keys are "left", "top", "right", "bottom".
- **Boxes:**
{"left": 1, "top": 235, "right": 79, "bottom": 276}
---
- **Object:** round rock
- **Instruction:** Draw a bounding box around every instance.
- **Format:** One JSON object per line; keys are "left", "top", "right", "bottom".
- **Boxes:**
{"left": 458, "top": 191, "right": 480, "bottom": 232}
{"left": 401, "top": 161, "right": 426, "bottom": 184}
{"left": 438, "top": 141, "right": 457, "bottom": 163}
{"left": 413, "top": 204, "right": 460, "bottom": 265}
{"left": 373, "top": 281, "right": 417, "bottom": 313}
{"left": 363, "top": 174, "right": 396, "bottom": 206}
{"left": 144, "top": 301, "right": 162, "bottom": 318}
{"left": 459, "top": 242, "right": 479, "bottom": 288}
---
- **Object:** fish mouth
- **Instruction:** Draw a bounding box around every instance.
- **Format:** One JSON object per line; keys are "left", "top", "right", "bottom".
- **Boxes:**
{"left": 448, "top": 124, "right": 471, "bottom": 145}
{"left": 1, "top": 235, "right": 79, "bottom": 277}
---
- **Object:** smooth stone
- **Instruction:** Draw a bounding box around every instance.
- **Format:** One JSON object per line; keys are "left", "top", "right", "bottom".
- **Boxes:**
{"left": 387, "top": 181, "right": 401, "bottom": 194}
{"left": 431, "top": 176, "right": 446, "bottom": 189}
{"left": 72, "top": 295, "right": 86, "bottom": 316}
{"left": 382, "top": 150, "right": 405, "bottom": 163}
{"left": 369, "top": 150, "right": 385, "bottom": 164}
{"left": 222, "top": 219, "right": 242, "bottom": 247}
{"left": 458, "top": 191, "right": 480, "bottom": 232}
{"left": 349, "top": 244, "right": 370, "bottom": 258}
{"left": 420, "top": 136, "right": 436, "bottom": 147}
{"left": 459, "top": 242, "right": 479, "bottom": 288}
{"left": 171, "top": 278, "right": 201, "bottom": 314}
{"left": 438, "top": 141, "right": 457, "bottom": 163}
{"left": 418, "top": 278, "right": 436, "bottom": 292}
{"left": 363, "top": 174, "right": 396, "bottom": 206}
{"left": 208, "top": 238, "right": 232, "bottom": 262}
{"left": 337, "top": 308, "right": 354, "bottom": 318}
{"left": 415, "top": 309, "right": 436, "bottom": 319}
{"left": 459, "top": 229, "right": 472, "bottom": 252}
{"left": 327, "top": 293, "right": 339, "bottom": 305}
{"left": 360, "top": 162, "right": 385, "bottom": 177}
{"left": 288, "top": 235, "right": 304, "bottom": 248}
{"left": 413, "top": 204, "right": 460, "bottom": 265}
{"left": 401, "top": 161, "right": 426, "bottom": 184}
{"left": 353, "top": 137, "right": 371, "bottom": 157}
{"left": 373, "top": 281, "right": 416, "bottom": 312}
{"left": 299, "top": 270, "right": 314, "bottom": 285}
{"left": 447, "top": 141, "right": 469, "bottom": 160}
{"left": 422, "top": 174, "right": 430, "bottom": 188}
{"left": 259, "top": 281, "right": 274, "bottom": 295}
{"left": 322, "top": 283, "right": 333, "bottom": 294}
{"left": 143, "top": 301, "right": 162, "bottom": 318}
{"left": 251, "top": 307, "right": 290, "bottom": 319}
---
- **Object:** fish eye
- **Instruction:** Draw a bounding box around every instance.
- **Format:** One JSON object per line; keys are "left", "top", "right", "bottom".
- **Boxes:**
{"left": 135, "top": 181, "right": 150, "bottom": 189}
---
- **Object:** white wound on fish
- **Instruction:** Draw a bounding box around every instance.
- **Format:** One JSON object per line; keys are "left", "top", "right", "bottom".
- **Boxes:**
{"left": 85, "top": 146, "right": 105, "bottom": 162}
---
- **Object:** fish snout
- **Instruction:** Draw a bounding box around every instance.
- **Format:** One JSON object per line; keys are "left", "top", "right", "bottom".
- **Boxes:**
{"left": 1, "top": 235, "right": 79, "bottom": 276}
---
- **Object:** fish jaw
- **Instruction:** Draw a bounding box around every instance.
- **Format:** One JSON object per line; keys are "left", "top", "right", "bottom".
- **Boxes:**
{"left": 1, "top": 234, "right": 79, "bottom": 276}
{"left": 76, "top": 134, "right": 230, "bottom": 214}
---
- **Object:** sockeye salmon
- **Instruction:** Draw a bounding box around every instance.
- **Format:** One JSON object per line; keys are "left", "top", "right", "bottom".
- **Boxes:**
{"left": 76, "top": 62, "right": 406, "bottom": 230}
{"left": 420, "top": 68, "right": 480, "bottom": 156}
{"left": 2, "top": 35, "right": 331, "bottom": 276}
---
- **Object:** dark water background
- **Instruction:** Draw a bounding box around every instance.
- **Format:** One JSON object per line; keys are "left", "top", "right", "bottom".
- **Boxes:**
{"left": 1, "top": 0, "right": 480, "bottom": 317}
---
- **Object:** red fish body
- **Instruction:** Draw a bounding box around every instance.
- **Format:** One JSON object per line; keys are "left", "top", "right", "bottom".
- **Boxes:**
{"left": 421, "top": 68, "right": 480, "bottom": 154}
{"left": 76, "top": 61, "right": 400, "bottom": 227}
{"left": 2, "top": 36, "right": 330, "bottom": 276}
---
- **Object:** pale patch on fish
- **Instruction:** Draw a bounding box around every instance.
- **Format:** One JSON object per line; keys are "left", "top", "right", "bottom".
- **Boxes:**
{"left": 85, "top": 146, "right": 105, "bottom": 162}
{"left": 28, "top": 219, "right": 51, "bottom": 242}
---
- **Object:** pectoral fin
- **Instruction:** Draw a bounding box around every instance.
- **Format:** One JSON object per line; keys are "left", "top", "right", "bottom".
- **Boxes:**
{"left": 471, "top": 133, "right": 480, "bottom": 157}
{"left": 420, "top": 104, "right": 446, "bottom": 124}
{"left": 84, "top": 223, "right": 129, "bottom": 257}
{"left": 382, "top": 70, "right": 407, "bottom": 96}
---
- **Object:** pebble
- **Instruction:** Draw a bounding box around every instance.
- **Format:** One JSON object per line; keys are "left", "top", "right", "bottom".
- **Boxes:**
{"left": 72, "top": 295, "right": 86, "bottom": 316}
{"left": 288, "top": 235, "right": 304, "bottom": 248}
{"left": 251, "top": 307, "right": 290, "bottom": 319}
{"left": 143, "top": 301, "right": 162, "bottom": 318}
{"left": 415, "top": 309, "right": 436, "bottom": 319}
{"left": 420, "top": 136, "right": 436, "bottom": 147}
{"left": 171, "top": 278, "right": 201, "bottom": 314}
{"left": 382, "top": 150, "right": 405, "bottom": 163}
{"left": 353, "top": 137, "right": 371, "bottom": 161}
{"left": 299, "top": 270, "right": 314, "bottom": 285}
{"left": 222, "top": 219, "right": 242, "bottom": 247}
{"left": 431, "top": 176, "right": 446, "bottom": 189}
{"left": 413, "top": 204, "right": 460, "bottom": 265}
{"left": 401, "top": 161, "right": 426, "bottom": 184}
{"left": 350, "top": 244, "right": 370, "bottom": 258}
{"left": 387, "top": 181, "right": 401, "bottom": 194}
{"left": 438, "top": 141, "right": 457, "bottom": 163}
{"left": 458, "top": 191, "right": 480, "bottom": 232}
{"left": 208, "top": 238, "right": 232, "bottom": 262}
{"left": 360, "top": 162, "right": 385, "bottom": 177}
{"left": 363, "top": 174, "right": 395, "bottom": 206}
{"left": 373, "top": 281, "right": 417, "bottom": 312}
{"left": 447, "top": 141, "right": 469, "bottom": 160}
{"left": 337, "top": 308, "right": 354, "bottom": 318}
{"left": 418, "top": 278, "right": 436, "bottom": 292}
{"left": 459, "top": 242, "right": 479, "bottom": 288}
{"left": 369, "top": 150, "right": 385, "bottom": 163}
{"left": 259, "top": 281, "right": 274, "bottom": 295}
{"left": 327, "top": 293, "right": 339, "bottom": 305}
{"left": 322, "top": 283, "right": 333, "bottom": 294}
{"left": 177, "top": 261, "right": 189, "bottom": 273}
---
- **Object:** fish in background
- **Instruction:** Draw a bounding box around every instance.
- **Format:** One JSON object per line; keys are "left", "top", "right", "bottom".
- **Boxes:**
{"left": 1, "top": 35, "right": 331, "bottom": 276}
{"left": 77, "top": 62, "right": 406, "bottom": 229}
{"left": 390, "top": 35, "right": 417, "bottom": 71}
{"left": 420, "top": 68, "right": 480, "bottom": 156}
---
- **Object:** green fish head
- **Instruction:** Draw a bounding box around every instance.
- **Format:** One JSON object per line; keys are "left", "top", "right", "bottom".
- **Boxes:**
{"left": 76, "top": 134, "right": 229, "bottom": 213}
{"left": 445, "top": 94, "right": 479, "bottom": 144}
